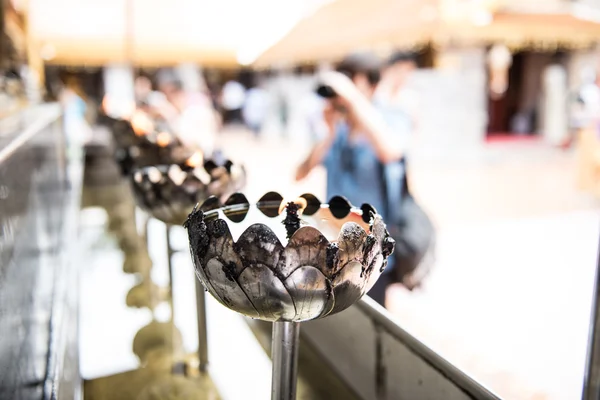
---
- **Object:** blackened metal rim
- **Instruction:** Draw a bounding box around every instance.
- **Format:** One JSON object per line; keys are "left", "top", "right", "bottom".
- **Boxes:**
{"left": 201, "top": 200, "right": 372, "bottom": 223}
{"left": 357, "top": 297, "right": 502, "bottom": 400}
{"left": 130, "top": 158, "right": 238, "bottom": 174}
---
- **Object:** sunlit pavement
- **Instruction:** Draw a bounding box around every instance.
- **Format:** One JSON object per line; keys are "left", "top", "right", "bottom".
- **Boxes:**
{"left": 219, "top": 126, "right": 600, "bottom": 400}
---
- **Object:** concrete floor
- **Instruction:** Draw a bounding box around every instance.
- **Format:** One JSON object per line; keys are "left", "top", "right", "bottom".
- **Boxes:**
{"left": 389, "top": 142, "right": 599, "bottom": 400}
{"left": 216, "top": 128, "right": 600, "bottom": 400}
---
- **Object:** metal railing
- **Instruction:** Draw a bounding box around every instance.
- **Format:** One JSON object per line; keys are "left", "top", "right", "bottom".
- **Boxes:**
{"left": 583, "top": 232, "right": 600, "bottom": 400}
{"left": 300, "top": 296, "right": 501, "bottom": 400}
{"left": 356, "top": 298, "right": 501, "bottom": 400}
{"left": 0, "top": 104, "right": 84, "bottom": 400}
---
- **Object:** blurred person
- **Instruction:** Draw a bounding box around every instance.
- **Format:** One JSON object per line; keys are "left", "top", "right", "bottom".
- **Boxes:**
{"left": 377, "top": 51, "right": 419, "bottom": 130}
{"left": 221, "top": 79, "right": 246, "bottom": 124}
{"left": 159, "top": 77, "right": 218, "bottom": 156}
{"left": 303, "top": 89, "right": 328, "bottom": 143}
{"left": 132, "top": 76, "right": 174, "bottom": 126}
{"left": 60, "top": 77, "right": 92, "bottom": 146}
{"left": 242, "top": 76, "right": 271, "bottom": 136}
{"left": 295, "top": 52, "right": 409, "bottom": 307}
{"left": 134, "top": 75, "right": 170, "bottom": 110}
{"left": 377, "top": 53, "right": 434, "bottom": 291}
{"left": 570, "top": 67, "right": 600, "bottom": 138}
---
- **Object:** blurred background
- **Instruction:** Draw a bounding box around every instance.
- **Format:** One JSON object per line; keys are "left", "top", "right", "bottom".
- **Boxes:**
{"left": 2, "top": 0, "right": 600, "bottom": 399}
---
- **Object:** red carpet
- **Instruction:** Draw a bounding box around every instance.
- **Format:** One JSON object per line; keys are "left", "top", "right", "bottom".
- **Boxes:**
{"left": 485, "top": 133, "right": 542, "bottom": 144}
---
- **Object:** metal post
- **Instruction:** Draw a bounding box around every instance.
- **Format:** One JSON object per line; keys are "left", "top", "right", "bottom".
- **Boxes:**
{"left": 142, "top": 212, "right": 150, "bottom": 247}
{"left": 271, "top": 321, "right": 300, "bottom": 400}
{"left": 583, "top": 234, "right": 600, "bottom": 400}
{"left": 165, "top": 223, "right": 175, "bottom": 321}
{"left": 0, "top": 0, "right": 5, "bottom": 69}
{"left": 195, "top": 278, "right": 209, "bottom": 373}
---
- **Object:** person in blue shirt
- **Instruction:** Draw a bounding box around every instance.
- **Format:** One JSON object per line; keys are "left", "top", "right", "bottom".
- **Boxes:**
{"left": 295, "top": 53, "right": 411, "bottom": 307}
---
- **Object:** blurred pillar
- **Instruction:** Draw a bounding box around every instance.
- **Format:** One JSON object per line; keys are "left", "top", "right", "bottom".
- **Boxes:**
{"left": 102, "top": 64, "right": 135, "bottom": 118}
{"left": 427, "top": 46, "right": 487, "bottom": 152}
{"left": 0, "top": 0, "right": 5, "bottom": 68}
{"left": 23, "top": 0, "right": 43, "bottom": 102}
{"left": 541, "top": 64, "right": 568, "bottom": 145}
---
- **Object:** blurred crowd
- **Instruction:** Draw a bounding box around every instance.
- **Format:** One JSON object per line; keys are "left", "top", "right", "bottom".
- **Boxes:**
{"left": 54, "top": 51, "right": 419, "bottom": 152}
{"left": 53, "top": 51, "right": 425, "bottom": 306}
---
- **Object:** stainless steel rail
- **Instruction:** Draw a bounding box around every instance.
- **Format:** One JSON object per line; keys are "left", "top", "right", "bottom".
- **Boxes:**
{"left": 300, "top": 296, "right": 501, "bottom": 400}
{"left": 357, "top": 297, "right": 501, "bottom": 400}
{"left": 583, "top": 232, "right": 600, "bottom": 400}
{"left": 0, "top": 104, "right": 84, "bottom": 400}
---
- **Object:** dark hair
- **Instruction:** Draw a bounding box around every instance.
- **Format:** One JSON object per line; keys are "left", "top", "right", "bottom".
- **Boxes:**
{"left": 387, "top": 51, "right": 417, "bottom": 66}
{"left": 336, "top": 52, "right": 382, "bottom": 86}
{"left": 156, "top": 69, "right": 183, "bottom": 91}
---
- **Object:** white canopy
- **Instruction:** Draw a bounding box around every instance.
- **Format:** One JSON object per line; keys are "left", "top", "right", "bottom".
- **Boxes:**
{"left": 28, "top": 0, "right": 326, "bottom": 67}
{"left": 254, "top": 0, "right": 600, "bottom": 66}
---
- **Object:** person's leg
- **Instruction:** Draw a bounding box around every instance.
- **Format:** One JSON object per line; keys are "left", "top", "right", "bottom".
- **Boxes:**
{"left": 367, "top": 272, "right": 392, "bottom": 308}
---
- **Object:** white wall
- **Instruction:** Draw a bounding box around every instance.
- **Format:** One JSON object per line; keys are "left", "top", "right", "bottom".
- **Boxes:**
{"left": 102, "top": 63, "right": 135, "bottom": 118}
{"left": 410, "top": 47, "right": 488, "bottom": 161}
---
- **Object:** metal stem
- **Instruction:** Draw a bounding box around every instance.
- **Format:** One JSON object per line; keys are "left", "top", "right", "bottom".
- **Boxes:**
{"left": 195, "top": 278, "right": 209, "bottom": 373}
{"left": 583, "top": 233, "right": 600, "bottom": 400}
{"left": 165, "top": 223, "right": 175, "bottom": 322}
{"left": 271, "top": 321, "right": 300, "bottom": 400}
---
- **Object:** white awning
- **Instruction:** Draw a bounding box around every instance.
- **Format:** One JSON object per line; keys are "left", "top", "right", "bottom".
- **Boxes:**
{"left": 255, "top": 0, "right": 600, "bottom": 66}
{"left": 28, "top": 0, "right": 323, "bottom": 67}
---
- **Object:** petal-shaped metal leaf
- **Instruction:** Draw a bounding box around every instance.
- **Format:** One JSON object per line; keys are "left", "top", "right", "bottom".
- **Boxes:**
{"left": 185, "top": 208, "right": 210, "bottom": 259}
{"left": 204, "top": 219, "right": 245, "bottom": 277}
{"left": 192, "top": 254, "right": 223, "bottom": 306}
{"left": 370, "top": 215, "right": 387, "bottom": 243}
{"left": 238, "top": 264, "right": 296, "bottom": 321}
{"left": 361, "top": 234, "right": 379, "bottom": 272}
{"left": 235, "top": 224, "right": 284, "bottom": 269}
{"left": 204, "top": 258, "right": 259, "bottom": 318}
{"left": 363, "top": 254, "right": 384, "bottom": 294}
{"left": 336, "top": 222, "right": 368, "bottom": 274}
{"left": 278, "top": 226, "right": 329, "bottom": 278}
{"left": 283, "top": 266, "right": 333, "bottom": 321}
{"left": 330, "top": 261, "right": 365, "bottom": 315}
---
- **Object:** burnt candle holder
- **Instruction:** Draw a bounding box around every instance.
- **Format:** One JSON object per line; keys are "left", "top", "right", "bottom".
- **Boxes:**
{"left": 130, "top": 159, "right": 246, "bottom": 226}
{"left": 184, "top": 191, "right": 395, "bottom": 400}
{"left": 100, "top": 111, "right": 198, "bottom": 176}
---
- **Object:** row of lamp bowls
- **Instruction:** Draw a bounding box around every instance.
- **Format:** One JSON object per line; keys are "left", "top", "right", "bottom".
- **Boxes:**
{"left": 101, "top": 107, "right": 395, "bottom": 323}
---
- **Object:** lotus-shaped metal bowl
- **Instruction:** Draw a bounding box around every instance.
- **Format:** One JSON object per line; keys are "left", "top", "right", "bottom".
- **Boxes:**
{"left": 184, "top": 192, "right": 395, "bottom": 322}
{"left": 116, "top": 131, "right": 196, "bottom": 176}
{"left": 131, "top": 160, "right": 246, "bottom": 225}
{"left": 99, "top": 112, "right": 197, "bottom": 175}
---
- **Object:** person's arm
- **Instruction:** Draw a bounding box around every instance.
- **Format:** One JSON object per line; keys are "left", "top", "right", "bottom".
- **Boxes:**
{"left": 321, "top": 72, "right": 404, "bottom": 163}
{"left": 295, "top": 103, "right": 338, "bottom": 181}
{"left": 295, "top": 135, "right": 336, "bottom": 181}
